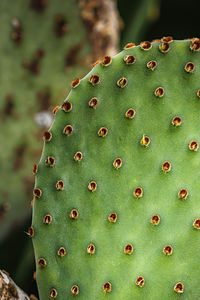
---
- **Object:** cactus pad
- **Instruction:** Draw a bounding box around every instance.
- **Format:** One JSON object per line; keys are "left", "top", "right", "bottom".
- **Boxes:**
{"left": 32, "top": 38, "right": 200, "bottom": 299}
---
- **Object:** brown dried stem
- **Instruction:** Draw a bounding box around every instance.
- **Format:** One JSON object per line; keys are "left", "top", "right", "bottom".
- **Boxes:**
{"left": 79, "top": 0, "right": 121, "bottom": 60}
{"left": 0, "top": 270, "right": 30, "bottom": 300}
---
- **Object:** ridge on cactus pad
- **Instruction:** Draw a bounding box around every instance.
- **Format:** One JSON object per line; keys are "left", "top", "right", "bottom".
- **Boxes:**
{"left": 32, "top": 38, "right": 200, "bottom": 299}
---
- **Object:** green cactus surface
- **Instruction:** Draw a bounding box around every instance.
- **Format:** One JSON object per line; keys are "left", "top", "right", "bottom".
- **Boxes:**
{"left": 0, "top": 0, "right": 92, "bottom": 240}
{"left": 32, "top": 38, "right": 200, "bottom": 299}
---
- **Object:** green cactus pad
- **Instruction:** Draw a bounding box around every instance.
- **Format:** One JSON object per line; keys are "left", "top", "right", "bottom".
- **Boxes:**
{"left": 32, "top": 38, "right": 200, "bottom": 299}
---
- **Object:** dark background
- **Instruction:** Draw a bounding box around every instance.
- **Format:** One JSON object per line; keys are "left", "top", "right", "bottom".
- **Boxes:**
{"left": 119, "top": 0, "right": 200, "bottom": 44}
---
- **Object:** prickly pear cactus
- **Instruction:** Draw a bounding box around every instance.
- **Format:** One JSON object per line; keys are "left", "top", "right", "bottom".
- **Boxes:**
{"left": 32, "top": 38, "right": 200, "bottom": 299}
{"left": 0, "top": 0, "right": 92, "bottom": 239}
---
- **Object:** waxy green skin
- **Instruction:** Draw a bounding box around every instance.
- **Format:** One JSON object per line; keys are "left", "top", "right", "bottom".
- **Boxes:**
{"left": 0, "top": 0, "right": 91, "bottom": 239}
{"left": 33, "top": 40, "right": 200, "bottom": 299}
